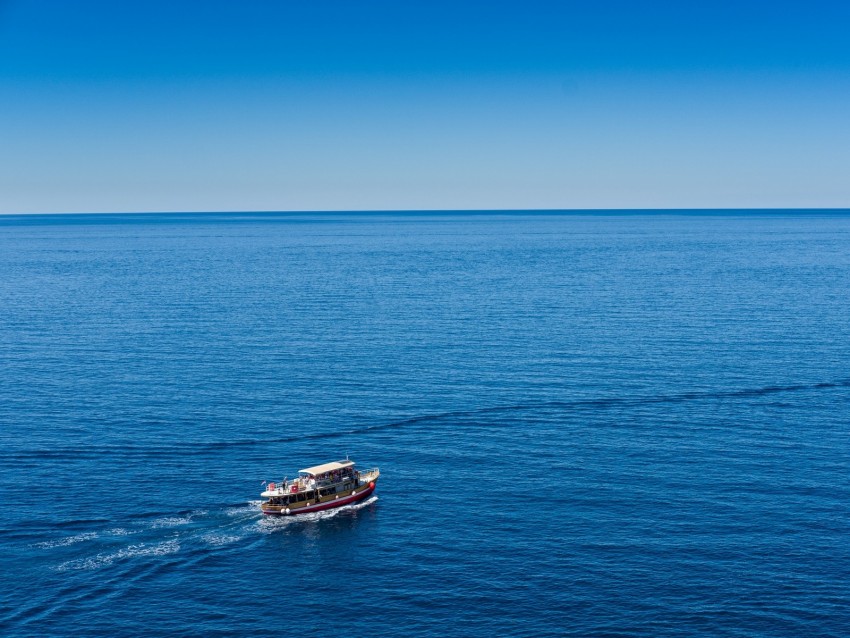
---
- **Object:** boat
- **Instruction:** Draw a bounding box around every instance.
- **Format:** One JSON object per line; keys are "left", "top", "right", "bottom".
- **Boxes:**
{"left": 261, "top": 459, "right": 379, "bottom": 516}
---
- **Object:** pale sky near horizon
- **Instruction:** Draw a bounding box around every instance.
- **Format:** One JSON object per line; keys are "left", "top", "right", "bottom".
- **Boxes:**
{"left": 1, "top": 0, "right": 849, "bottom": 213}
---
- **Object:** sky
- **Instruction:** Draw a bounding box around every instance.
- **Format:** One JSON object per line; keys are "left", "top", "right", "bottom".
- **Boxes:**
{"left": 1, "top": 0, "right": 849, "bottom": 213}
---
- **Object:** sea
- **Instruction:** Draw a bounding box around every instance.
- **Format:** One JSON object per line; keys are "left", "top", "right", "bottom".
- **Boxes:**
{"left": 1, "top": 211, "right": 849, "bottom": 637}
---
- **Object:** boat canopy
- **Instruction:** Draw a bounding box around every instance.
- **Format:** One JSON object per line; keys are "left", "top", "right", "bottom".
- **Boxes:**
{"left": 299, "top": 460, "right": 355, "bottom": 476}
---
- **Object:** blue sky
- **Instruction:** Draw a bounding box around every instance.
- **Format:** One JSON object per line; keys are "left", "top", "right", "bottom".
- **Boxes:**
{"left": 1, "top": 0, "right": 848, "bottom": 212}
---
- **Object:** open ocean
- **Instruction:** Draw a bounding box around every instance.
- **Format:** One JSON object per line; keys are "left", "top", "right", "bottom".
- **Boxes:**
{"left": 1, "top": 211, "right": 849, "bottom": 637}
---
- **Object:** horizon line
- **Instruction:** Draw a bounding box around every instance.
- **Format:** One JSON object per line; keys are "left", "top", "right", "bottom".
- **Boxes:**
{"left": 3, "top": 207, "right": 850, "bottom": 217}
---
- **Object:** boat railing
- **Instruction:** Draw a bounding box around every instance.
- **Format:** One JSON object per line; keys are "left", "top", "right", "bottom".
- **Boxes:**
{"left": 268, "top": 470, "right": 374, "bottom": 494}
{"left": 358, "top": 467, "right": 379, "bottom": 481}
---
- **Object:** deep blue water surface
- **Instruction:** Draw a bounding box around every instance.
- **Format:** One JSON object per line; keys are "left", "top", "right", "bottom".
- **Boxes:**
{"left": 2, "top": 212, "right": 850, "bottom": 636}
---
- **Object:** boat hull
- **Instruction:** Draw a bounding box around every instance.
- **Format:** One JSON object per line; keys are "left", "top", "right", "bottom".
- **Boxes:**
{"left": 262, "top": 481, "right": 377, "bottom": 516}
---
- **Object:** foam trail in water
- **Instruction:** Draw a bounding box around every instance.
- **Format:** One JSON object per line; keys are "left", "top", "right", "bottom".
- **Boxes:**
{"left": 200, "top": 533, "right": 243, "bottom": 547}
{"left": 148, "top": 509, "right": 207, "bottom": 529}
{"left": 55, "top": 540, "right": 181, "bottom": 572}
{"left": 33, "top": 532, "right": 98, "bottom": 549}
{"left": 225, "top": 501, "right": 263, "bottom": 518}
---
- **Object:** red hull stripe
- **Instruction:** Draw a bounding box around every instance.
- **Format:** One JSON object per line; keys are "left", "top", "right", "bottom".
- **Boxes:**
{"left": 262, "top": 484, "right": 375, "bottom": 516}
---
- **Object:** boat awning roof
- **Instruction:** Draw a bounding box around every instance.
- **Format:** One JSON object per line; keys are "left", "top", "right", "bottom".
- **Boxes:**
{"left": 299, "top": 460, "right": 354, "bottom": 476}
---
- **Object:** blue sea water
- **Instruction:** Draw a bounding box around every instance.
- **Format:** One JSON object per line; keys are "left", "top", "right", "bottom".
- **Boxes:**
{"left": 1, "top": 211, "right": 850, "bottom": 637}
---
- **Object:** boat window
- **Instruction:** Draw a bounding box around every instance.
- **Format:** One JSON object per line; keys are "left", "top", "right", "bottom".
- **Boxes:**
{"left": 296, "top": 493, "right": 306, "bottom": 502}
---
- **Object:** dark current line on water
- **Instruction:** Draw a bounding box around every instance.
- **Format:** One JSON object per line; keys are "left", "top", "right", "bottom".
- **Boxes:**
{"left": 8, "top": 378, "right": 850, "bottom": 460}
